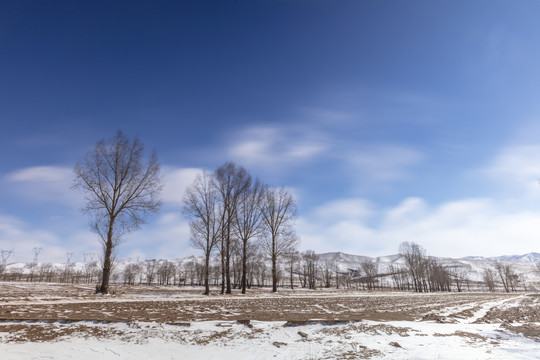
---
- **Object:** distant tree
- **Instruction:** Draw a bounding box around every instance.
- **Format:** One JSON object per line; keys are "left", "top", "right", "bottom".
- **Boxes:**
{"left": 214, "top": 162, "right": 251, "bottom": 294}
{"left": 74, "top": 131, "right": 162, "bottom": 294}
{"left": 123, "top": 263, "right": 140, "bottom": 285}
{"left": 399, "top": 242, "right": 427, "bottom": 292}
{"left": 388, "top": 264, "right": 408, "bottom": 291}
{"left": 233, "top": 178, "right": 264, "bottom": 294}
{"left": 483, "top": 268, "right": 496, "bottom": 291}
{"left": 157, "top": 260, "right": 176, "bottom": 285}
{"left": 360, "top": 259, "right": 378, "bottom": 290}
{"left": 260, "top": 187, "right": 299, "bottom": 292}
{"left": 183, "top": 172, "right": 223, "bottom": 295}
{"left": 284, "top": 251, "right": 300, "bottom": 289}
{"left": 495, "top": 261, "right": 517, "bottom": 292}
{"left": 322, "top": 259, "right": 333, "bottom": 288}
{"left": 145, "top": 260, "right": 157, "bottom": 285}
{"left": 302, "top": 250, "right": 319, "bottom": 290}
{"left": 426, "top": 259, "right": 451, "bottom": 292}
{"left": 448, "top": 266, "right": 468, "bottom": 292}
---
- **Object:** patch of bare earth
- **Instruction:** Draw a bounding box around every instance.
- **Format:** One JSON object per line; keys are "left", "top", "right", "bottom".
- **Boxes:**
{"left": 0, "top": 283, "right": 519, "bottom": 324}
{"left": 478, "top": 294, "right": 540, "bottom": 323}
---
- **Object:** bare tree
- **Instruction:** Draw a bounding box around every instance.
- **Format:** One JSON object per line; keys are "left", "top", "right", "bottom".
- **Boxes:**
{"left": 260, "top": 186, "right": 298, "bottom": 292}
{"left": 494, "top": 261, "right": 517, "bottom": 292}
{"left": 123, "top": 263, "right": 140, "bottom": 285}
{"left": 399, "top": 242, "right": 427, "bottom": 292}
{"left": 233, "top": 178, "right": 264, "bottom": 294}
{"left": 448, "top": 266, "right": 468, "bottom": 292}
{"left": 145, "top": 259, "right": 158, "bottom": 285}
{"left": 388, "top": 264, "right": 408, "bottom": 291}
{"left": 74, "top": 131, "right": 162, "bottom": 294}
{"left": 284, "top": 251, "right": 300, "bottom": 289}
{"left": 302, "top": 250, "right": 319, "bottom": 290}
{"left": 157, "top": 260, "right": 176, "bottom": 285}
{"left": 214, "top": 162, "right": 251, "bottom": 294}
{"left": 321, "top": 259, "right": 333, "bottom": 288}
{"left": 483, "top": 268, "right": 496, "bottom": 291}
{"left": 183, "top": 172, "right": 223, "bottom": 295}
{"left": 360, "top": 259, "right": 378, "bottom": 290}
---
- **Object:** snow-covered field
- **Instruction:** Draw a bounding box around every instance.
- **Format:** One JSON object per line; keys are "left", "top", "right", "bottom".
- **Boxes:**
{"left": 1, "top": 283, "right": 538, "bottom": 359}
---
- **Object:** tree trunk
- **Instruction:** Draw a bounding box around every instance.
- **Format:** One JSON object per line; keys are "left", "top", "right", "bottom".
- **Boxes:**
{"left": 98, "top": 218, "right": 115, "bottom": 294}
{"left": 241, "top": 239, "right": 247, "bottom": 294}
{"left": 290, "top": 270, "right": 294, "bottom": 290}
{"left": 204, "top": 249, "right": 210, "bottom": 295}
{"left": 272, "top": 238, "right": 277, "bottom": 293}
{"left": 220, "top": 235, "right": 225, "bottom": 294}
{"left": 225, "top": 222, "right": 232, "bottom": 294}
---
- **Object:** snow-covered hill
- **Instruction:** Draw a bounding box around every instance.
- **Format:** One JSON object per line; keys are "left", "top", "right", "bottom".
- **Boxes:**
{"left": 3, "top": 251, "right": 539, "bottom": 287}
{"left": 462, "top": 252, "right": 540, "bottom": 263}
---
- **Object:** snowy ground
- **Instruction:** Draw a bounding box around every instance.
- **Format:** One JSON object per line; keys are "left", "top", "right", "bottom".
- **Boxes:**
{"left": 0, "top": 283, "right": 538, "bottom": 359}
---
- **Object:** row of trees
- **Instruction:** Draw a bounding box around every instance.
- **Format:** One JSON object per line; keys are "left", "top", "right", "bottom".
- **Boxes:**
{"left": 1, "top": 251, "right": 534, "bottom": 293}
{"left": 183, "top": 162, "right": 298, "bottom": 295}
{"left": 399, "top": 242, "right": 529, "bottom": 293}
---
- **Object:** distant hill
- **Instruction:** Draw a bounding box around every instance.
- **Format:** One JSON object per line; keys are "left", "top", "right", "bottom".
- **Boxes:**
{"left": 461, "top": 252, "right": 540, "bottom": 263}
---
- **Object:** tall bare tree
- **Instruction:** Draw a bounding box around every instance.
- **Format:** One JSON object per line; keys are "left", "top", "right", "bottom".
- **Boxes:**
{"left": 183, "top": 172, "right": 223, "bottom": 295}
{"left": 214, "top": 162, "right": 251, "bottom": 294}
{"left": 260, "top": 186, "right": 298, "bottom": 292}
{"left": 360, "top": 259, "right": 378, "bottom": 290}
{"left": 233, "top": 178, "right": 264, "bottom": 294}
{"left": 284, "top": 251, "right": 300, "bottom": 289}
{"left": 483, "top": 268, "right": 496, "bottom": 291}
{"left": 74, "top": 131, "right": 162, "bottom": 294}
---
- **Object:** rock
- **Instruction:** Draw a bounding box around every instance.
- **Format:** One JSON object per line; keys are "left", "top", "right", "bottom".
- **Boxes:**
{"left": 298, "top": 331, "right": 309, "bottom": 339}
{"left": 273, "top": 341, "right": 287, "bottom": 348}
{"left": 237, "top": 319, "right": 253, "bottom": 329}
{"left": 389, "top": 341, "right": 402, "bottom": 348}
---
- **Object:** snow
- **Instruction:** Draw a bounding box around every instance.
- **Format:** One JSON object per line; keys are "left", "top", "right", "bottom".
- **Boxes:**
{"left": 1, "top": 318, "right": 539, "bottom": 359}
{"left": 1, "top": 282, "right": 539, "bottom": 359}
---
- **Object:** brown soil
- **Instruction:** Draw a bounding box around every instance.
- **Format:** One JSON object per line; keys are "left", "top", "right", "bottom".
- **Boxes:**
{"left": 0, "top": 283, "right": 521, "bottom": 323}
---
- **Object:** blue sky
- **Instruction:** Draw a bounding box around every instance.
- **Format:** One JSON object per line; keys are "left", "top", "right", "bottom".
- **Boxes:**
{"left": 2, "top": 1, "right": 540, "bottom": 263}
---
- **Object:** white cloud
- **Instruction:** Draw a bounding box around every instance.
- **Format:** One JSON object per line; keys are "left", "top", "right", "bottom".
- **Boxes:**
{"left": 482, "top": 144, "right": 540, "bottom": 197}
{"left": 228, "top": 125, "right": 328, "bottom": 169}
{"left": 125, "top": 212, "right": 192, "bottom": 260}
{"left": 313, "top": 198, "right": 374, "bottom": 221}
{"left": 298, "top": 196, "right": 540, "bottom": 258}
{"left": 161, "top": 167, "right": 203, "bottom": 204}
{"left": 4, "top": 166, "right": 83, "bottom": 206}
{"left": 6, "top": 166, "right": 72, "bottom": 183}
{"left": 0, "top": 214, "right": 93, "bottom": 263}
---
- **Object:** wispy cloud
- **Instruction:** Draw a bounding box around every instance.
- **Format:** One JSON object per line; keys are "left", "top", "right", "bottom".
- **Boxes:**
{"left": 4, "top": 166, "right": 83, "bottom": 206}
{"left": 6, "top": 166, "right": 73, "bottom": 183}
{"left": 228, "top": 125, "right": 329, "bottom": 169}
{"left": 226, "top": 116, "right": 424, "bottom": 185}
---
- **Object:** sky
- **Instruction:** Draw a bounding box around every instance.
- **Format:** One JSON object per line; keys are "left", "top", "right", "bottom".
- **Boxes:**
{"left": 1, "top": 1, "right": 540, "bottom": 263}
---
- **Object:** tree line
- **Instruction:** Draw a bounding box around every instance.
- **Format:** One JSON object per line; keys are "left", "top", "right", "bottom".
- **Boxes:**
{"left": 182, "top": 162, "right": 298, "bottom": 295}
